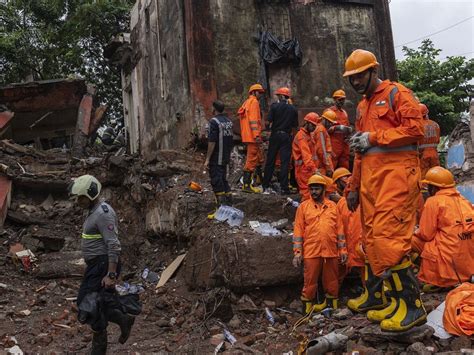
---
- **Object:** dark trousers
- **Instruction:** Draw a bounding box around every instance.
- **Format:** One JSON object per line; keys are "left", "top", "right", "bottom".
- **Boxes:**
{"left": 263, "top": 131, "right": 292, "bottom": 191}
{"left": 209, "top": 164, "right": 230, "bottom": 193}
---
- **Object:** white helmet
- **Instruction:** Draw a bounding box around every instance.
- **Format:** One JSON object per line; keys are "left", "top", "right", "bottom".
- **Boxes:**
{"left": 70, "top": 175, "right": 102, "bottom": 200}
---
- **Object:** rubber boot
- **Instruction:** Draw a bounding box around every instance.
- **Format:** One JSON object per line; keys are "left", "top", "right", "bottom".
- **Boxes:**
{"left": 347, "top": 261, "right": 388, "bottom": 313}
{"left": 91, "top": 329, "right": 107, "bottom": 355}
{"left": 107, "top": 308, "right": 135, "bottom": 344}
{"left": 253, "top": 166, "right": 263, "bottom": 186}
{"left": 242, "top": 171, "right": 260, "bottom": 193}
{"left": 224, "top": 192, "right": 233, "bottom": 206}
{"left": 312, "top": 298, "right": 327, "bottom": 313}
{"left": 380, "top": 261, "right": 427, "bottom": 332}
{"left": 207, "top": 193, "right": 225, "bottom": 219}
{"left": 367, "top": 276, "right": 397, "bottom": 323}
{"left": 301, "top": 296, "right": 313, "bottom": 315}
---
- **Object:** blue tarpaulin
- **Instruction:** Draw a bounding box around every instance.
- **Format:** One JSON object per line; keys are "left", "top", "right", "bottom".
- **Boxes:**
{"left": 446, "top": 142, "right": 465, "bottom": 169}
{"left": 457, "top": 182, "right": 474, "bottom": 204}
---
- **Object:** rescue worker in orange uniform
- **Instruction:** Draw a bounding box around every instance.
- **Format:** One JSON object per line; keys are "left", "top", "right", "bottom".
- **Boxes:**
{"left": 418, "top": 103, "right": 440, "bottom": 178}
{"left": 343, "top": 49, "right": 426, "bottom": 332}
{"left": 333, "top": 168, "right": 364, "bottom": 285}
{"left": 412, "top": 166, "right": 474, "bottom": 291}
{"left": 312, "top": 111, "right": 335, "bottom": 177}
{"left": 292, "top": 174, "right": 346, "bottom": 314}
{"left": 237, "top": 84, "right": 265, "bottom": 193}
{"left": 293, "top": 112, "right": 319, "bottom": 201}
{"left": 327, "top": 90, "right": 352, "bottom": 169}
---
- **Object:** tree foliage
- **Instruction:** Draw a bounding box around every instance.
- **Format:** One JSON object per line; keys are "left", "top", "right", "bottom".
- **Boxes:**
{"left": 397, "top": 39, "right": 474, "bottom": 135}
{"left": 0, "top": 0, "right": 134, "bottom": 121}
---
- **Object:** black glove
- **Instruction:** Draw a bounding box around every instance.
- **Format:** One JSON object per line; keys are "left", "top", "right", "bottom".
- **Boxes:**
{"left": 347, "top": 191, "right": 359, "bottom": 212}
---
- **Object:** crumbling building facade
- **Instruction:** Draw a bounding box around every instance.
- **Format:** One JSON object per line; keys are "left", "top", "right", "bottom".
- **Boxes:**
{"left": 109, "top": 0, "right": 396, "bottom": 158}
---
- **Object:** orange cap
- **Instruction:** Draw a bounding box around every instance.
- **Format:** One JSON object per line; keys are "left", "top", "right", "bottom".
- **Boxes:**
{"left": 248, "top": 84, "right": 265, "bottom": 94}
{"left": 304, "top": 112, "right": 320, "bottom": 126}
{"left": 421, "top": 166, "right": 454, "bottom": 188}
{"left": 332, "top": 89, "right": 346, "bottom": 99}
{"left": 343, "top": 49, "right": 379, "bottom": 77}
{"left": 275, "top": 87, "right": 291, "bottom": 97}
{"left": 321, "top": 109, "right": 337, "bottom": 123}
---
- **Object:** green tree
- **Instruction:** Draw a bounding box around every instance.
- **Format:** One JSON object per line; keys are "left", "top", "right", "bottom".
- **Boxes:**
{"left": 0, "top": 0, "right": 134, "bottom": 120}
{"left": 397, "top": 39, "right": 474, "bottom": 135}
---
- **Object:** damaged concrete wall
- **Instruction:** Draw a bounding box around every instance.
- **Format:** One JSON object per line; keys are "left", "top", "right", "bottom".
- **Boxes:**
{"left": 126, "top": 0, "right": 395, "bottom": 156}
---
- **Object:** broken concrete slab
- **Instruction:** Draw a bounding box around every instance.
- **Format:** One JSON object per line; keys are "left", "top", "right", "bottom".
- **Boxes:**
{"left": 360, "top": 324, "right": 435, "bottom": 345}
{"left": 34, "top": 251, "right": 85, "bottom": 279}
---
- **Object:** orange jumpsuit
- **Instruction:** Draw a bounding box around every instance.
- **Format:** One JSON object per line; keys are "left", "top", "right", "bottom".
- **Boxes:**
{"left": 412, "top": 188, "right": 474, "bottom": 287}
{"left": 443, "top": 283, "right": 474, "bottom": 336}
{"left": 293, "top": 127, "right": 317, "bottom": 201}
{"left": 293, "top": 198, "right": 339, "bottom": 299}
{"left": 328, "top": 105, "right": 350, "bottom": 169}
{"left": 350, "top": 80, "right": 424, "bottom": 276}
{"left": 419, "top": 118, "right": 440, "bottom": 178}
{"left": 312, "top": 124, "right": 334, "bottom": 176}
{"left": 237, "top": 95, "right": 264, "bottom": 172}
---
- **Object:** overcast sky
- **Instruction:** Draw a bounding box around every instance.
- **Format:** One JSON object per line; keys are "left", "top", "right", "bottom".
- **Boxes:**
{"left": 389, "top": 0, "right": 474, "bottom": 61}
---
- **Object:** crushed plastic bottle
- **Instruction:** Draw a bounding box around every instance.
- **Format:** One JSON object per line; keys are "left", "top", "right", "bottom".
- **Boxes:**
{"left": 215, "top": 205, "right": 244, "bottom": 227}
{"left": 286, "top": 197, "right": 299, "bottom": 208}
{"left": 223, "top": 329, "right": 237, "bottom": 345}
{"left": 265, "top": 307, "right": 275, "bottom": 325}
{"left": 141, "top": 268, "right": 149, "bottom": 280}
{"left": 115, "top": 282, "right": 145, "bottom": 296}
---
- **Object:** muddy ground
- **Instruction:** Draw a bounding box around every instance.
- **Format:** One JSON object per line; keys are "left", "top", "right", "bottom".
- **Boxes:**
{"left": 0, "top": 142, "right": 472, "bottom": 354}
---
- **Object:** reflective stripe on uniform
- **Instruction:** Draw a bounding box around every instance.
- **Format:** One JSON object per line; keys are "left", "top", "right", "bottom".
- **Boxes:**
{"left": 249, "top": 120, "right": 258, "bottom": 124}
{"left": 364, "top": 145, "right": 418, "bottom": 155}
{"left": 293, "top": 236, "right": 303, "bottom": 243}
{"left": 82, "top": 233, "right": 102, "bottom": 239}
{"left": 388, "top": 86, "right": 399, "bottom": 111}
{"left": 312, "top": 155, "right": 318, "bottom": 161}
{"left": 419, "top": 143, "right": 438, "bottom": 149}
{"left": 250, "top": 127, "right": 259, "bottom": 131}
{"left": 337, "top": 235, "right": 346, "bottom": 241}
{"left": 294, "top": 160, "right": 303, "bottom": 166}
{"left": 319, "top": 132, "right": 330, "bottom": 166}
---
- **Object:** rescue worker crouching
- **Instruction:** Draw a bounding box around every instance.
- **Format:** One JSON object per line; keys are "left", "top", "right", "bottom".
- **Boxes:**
{"left": 412, "top": 166, "right": 474, "bottom": 292}
{"left": 237, "top": 84, "right": 265, "bottom": 193}
{"left": 292, "top": 174, "right": 346, "bottom": 314}
{"left": 343, "top": 49, "right": 426, "bottom": 332}
{"left": 71, "top": 175, "right": 135, "bottom": 354}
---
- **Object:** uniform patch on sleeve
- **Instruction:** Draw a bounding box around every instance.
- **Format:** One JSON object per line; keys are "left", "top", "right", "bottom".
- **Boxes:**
{"left": 107, "top": 224, "right": 115, "bottom": 231}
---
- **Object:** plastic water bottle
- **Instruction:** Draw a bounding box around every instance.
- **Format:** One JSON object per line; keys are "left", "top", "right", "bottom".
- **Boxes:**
{"left": 265, "top": 307, "right": 275, "bottom": 325}
{"left": 223, "top": 329, "right": 237, "bottom": 345}
{"left": 286, "top": 197, "right": 299, "bottom": 208}
{"left": 141, "top": 268, "right": 149, "bottom": 280}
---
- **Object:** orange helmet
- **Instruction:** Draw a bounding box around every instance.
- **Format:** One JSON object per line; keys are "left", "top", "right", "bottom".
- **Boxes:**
{"left": 248, "top": 84, "right": 265, "bottom": 94}
{"left": 275, "top": 87, "right": 291, "bottom": 97}
{"left": 343, "top": 49, "right": 379, "bottom": 77}
{"left": 304, "top": 112, "right": 320, "bottom": 126}
{"left": 421, "top": 166, "right": 455, "bottom": 188}
{"left": 332, "top": 168, "right": 351, "bottom": 182}
{"left": 188, "top": 181, "right": 202, "bottom": 192}
{"left": 308, "top": 174, "right": 328, "bottom": 186}
{"left": 419, "top": 103, "right": 429, "bottom": 118}
{"left": 322, "top": 109, "right": 337, "bottom": 123}
{"left": 332, "top": 89, "right": 346, "bottom": 99}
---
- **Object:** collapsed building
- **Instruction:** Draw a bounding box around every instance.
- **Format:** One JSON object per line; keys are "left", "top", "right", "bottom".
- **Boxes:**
{"left": 106, "top": 0, "right": 396, "bottom": 159}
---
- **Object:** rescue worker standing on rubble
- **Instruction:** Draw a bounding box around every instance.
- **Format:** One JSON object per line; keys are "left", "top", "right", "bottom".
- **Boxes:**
{"left": 313, "top": 110, "right": 335, "bottom": 177}
{"left": 204, "top": 100, "right": 234, "bottom": 218}
{"left": 412, "top": 166, "right": 474, "bottom": 291}
{"left": 238, "top": 84, "right": 265, "bottom": 193}
{"left": 418, "top": 103, "right": 440, "bottom": 178}
{"left": 70, "top": 175, "right": 135, "bottom": 354}
{"left": 343, "top": 49, "right": 426, "bottom": 332}
{"left": 293, "top": 175, "right": 346, "bottom": 314}
{"left": 262, "top": 87, "right": 299, "bottom": 194}
{"left": 327, "top": 90, "right": 352, "bottom": 169}
{"left": 292, "top": 112, "right": 319, "bottom": 201}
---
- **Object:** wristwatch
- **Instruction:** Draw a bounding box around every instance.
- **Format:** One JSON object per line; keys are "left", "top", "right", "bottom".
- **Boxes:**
{"left": 107, "top": 272, "right": 117, "bottom": 280}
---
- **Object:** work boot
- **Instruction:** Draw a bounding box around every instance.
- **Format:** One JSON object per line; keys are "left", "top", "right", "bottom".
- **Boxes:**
{"left": 107, "top": 308, "right": 135, "bottom": 344}
{"left": 253, "top": 166, "right": 263, "bottom": 186}
{"left": 312, "top": 298, "right": 327, "bottom": 313}
{"left": 326, "top": 295, "right": 338, "bottom": 310}
{"left": 223, "top": 192, "right": 233, "bottom": 206}
{"left": 207, "top": 193, "right": 225, "bottom": 219}
{"left": 91, "top": 329, "right": 107, "bottom": 355}
{"left": 242, "top": 171, "right": 261, "bottom": 193}
{"left": 301, "top": 296, "right": 313, "bottom": 315}
{"left": 380, "top": 261, "right": 427, "bottom": 332}
{"left": 347, "top": 261, "right": 388, "bottom": 313}
{"left": 367, "top": 277, "right": 397, "bottom": 323}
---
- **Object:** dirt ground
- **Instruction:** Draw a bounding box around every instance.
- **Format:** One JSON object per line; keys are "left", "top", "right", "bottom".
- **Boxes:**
{"left": 0, "top": 142, "right": 472, "bottom": 354}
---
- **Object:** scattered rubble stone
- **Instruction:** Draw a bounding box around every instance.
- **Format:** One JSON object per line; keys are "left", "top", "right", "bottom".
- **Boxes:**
{"left": 228, "top": 315, "right": 241, "bottom": 329}
{"left": 361, "top": 324, "right": 435, "bottom": 345}
{"left": 332, "top": 307, "right": 353, "bottom": 320}
{"left": 450, "top": 335, "right": 472, "bottom": 351}
{"left": 406, "top": 341, "right": 433, "bottom": 354}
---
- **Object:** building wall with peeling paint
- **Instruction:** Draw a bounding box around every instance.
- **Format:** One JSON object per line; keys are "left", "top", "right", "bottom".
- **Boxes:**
{"left": 123, "top": 0, "right": 395, "bottom": 158}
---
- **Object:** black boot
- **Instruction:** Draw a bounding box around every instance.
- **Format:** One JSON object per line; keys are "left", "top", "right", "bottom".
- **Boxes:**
{"left": 107, "top": 308, "right": 135, "bottom": 344}
{"left": 224, "top": 192, "right": 233, "bottom": 206}
{"left": 242, "top": 171, "right": 260, "bottom": 193}
{"left": 254, "top": 166, "right": 263, "bottom": 186}
{"left": 91, "top": 329, "right": 107, "bottom": 355}
{"left": 380, "top": 261, "right": 427, "bottom": 332}
{"left": 347, "top": 261, "right": 388, "bottom": 313}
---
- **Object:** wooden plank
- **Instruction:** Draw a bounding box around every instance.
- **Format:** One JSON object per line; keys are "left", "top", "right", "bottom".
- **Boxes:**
{"left": 156, "top": 253, "right": 187, "bottom": 289}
